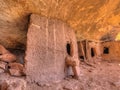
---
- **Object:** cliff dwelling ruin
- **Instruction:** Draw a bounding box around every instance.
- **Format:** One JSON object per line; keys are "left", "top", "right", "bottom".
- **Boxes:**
{"left": 25, "top": 14, "right": 79, "bottom": 83}
{"left": 0, "top": 0, "right": 120, "bottom": 90}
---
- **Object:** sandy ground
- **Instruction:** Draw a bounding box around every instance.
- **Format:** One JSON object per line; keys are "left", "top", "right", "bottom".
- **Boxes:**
{"left": 1, "top": 59, "right": 120, "bottom": 90}
{"left": 27, "top": 59, "right": 120, "bottom": 90}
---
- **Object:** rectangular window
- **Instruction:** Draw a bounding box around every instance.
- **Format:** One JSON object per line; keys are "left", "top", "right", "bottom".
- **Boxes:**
{"left": 103, "top": 47, "right": 109, "bottom": 54}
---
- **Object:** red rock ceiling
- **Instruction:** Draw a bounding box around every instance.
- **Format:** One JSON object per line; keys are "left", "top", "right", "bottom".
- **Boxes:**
{"left": 0, "top": 0, "right": 120, "bottom": 48}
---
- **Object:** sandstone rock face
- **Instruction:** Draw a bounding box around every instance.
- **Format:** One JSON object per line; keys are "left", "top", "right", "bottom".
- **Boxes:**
{"left": 0, "top": 0, "right": 120, "bottom": 48}
{"left": 0, "top": 54, "right": 17, "bottom": 63}
{"left": 0, "top": 44, "right": 17, "bottom": 63}
{"left": 25, "top": 14, "right": 79, "bottom": 83}
{"left": 0, "top": 61, "right": 7, "bottom": 70}
{"left": 8, "top": 62, "right": 25, "bottom": 76}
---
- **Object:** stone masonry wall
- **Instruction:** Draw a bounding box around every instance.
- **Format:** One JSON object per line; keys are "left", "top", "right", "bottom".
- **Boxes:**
{"left": 87, "top": 42, "right": 101, "bottom": 61}
{"left": 101, "top": 41, "right": 120, "bottom": 61}
{"left": 25, "top": 14, "right": 79, "bottom": 84}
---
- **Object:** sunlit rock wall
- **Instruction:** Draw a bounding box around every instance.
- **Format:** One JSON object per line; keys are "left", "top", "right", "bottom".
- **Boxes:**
{"left": 0, "top": 0, "right": 120, "bottom": 48}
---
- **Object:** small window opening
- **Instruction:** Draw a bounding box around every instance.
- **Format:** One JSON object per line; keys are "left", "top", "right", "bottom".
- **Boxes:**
{"left": 103, "top": 47, "right": 109, "bottom": 54}
{"left": 66, "top": 43, "right": 71, "bottom": 55}
{"left": 91, "top": 48, "right": 95, "bottom": 57}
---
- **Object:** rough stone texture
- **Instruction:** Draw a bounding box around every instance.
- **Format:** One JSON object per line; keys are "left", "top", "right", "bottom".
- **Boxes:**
{"left": 77, "top": 41, "right": 101, "bottom": 61}
{"left": 0, "top": 61, "right": 7, "bottom": 70}
{"left": 0, "top": 44, "right": 10, "bottom": 54}
{"left": 25, "top": 14, "right": 79, "bottom": 83}
{"left": 87, "top": 41, "right": 101, "bottom": 61}
{"left": 23, "top": 59, "right": 120, "bottom": 90}
{"left": 0, "top": 53, "right": 17, "bottom": 63}
{"left": 0, "top": 69, "right": 4, "bottom": 74}
{"left": 0, "top": 82, "right": 8, "bottom": 90}
{"left": 77, "top": 41, "right": 87, "bottom": 61}
{"left": 0, "top": 44, "right": 17, "bottom": 63}
{"left": 101, "top": 41, "right": 120, "bottom": 61}
{"left": 0, "top": 0, "right": 120, "bottom": 48}
{"left": 78, "top": 40, "right": 120, "bottom": 62}
{"left": 0, "top": 73, "right": 26, "bottom": 90}
{"left": 8, "top": 62, "right": 25, "bottom": 76}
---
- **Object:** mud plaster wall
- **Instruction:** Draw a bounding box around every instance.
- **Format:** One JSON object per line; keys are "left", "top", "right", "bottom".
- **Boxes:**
{"left": 87, "top": 42, "right": 101, "bottom": 60}
{"left": 101, "top": 41, "right": 120, "bottom": 61}
{"left": 77, "top": 41, "right": 86, "bottom": 59}
{"left": 25, "top": 14, "right": 79, "bottom": 84}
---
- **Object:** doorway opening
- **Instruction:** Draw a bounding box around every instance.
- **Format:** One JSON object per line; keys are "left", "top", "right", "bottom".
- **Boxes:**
{"left": 91, "top": 48, "right": 95, "bottom": 57}
{"left": 66, "top": 43, "right": 71, "bottom": 56}
{"left": 66, "top": 42, "right": 74, "bottom": 56}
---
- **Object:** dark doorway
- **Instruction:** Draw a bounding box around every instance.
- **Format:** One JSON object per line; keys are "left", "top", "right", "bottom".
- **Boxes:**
{"left": 66, "top": 42, "right": 74, "bottom": 56}
{"left": 103, "top": 47, "right": 109, "bottom": 54}
{"left": 91, "top": 48, "right": 95, "bottom": 57}
{"left": 80, "top": 56, "right": 84, "bottom": 59}
{"left": 79, "top": 56, "right": 84, "bottom": 62}
{"left": 66, "top": 43, "right": 71, "bottom": 55}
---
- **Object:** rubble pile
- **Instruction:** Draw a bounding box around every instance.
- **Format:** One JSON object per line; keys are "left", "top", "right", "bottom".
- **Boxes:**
{"left": 0, "top": 44, "right": 25, "bottom": 77}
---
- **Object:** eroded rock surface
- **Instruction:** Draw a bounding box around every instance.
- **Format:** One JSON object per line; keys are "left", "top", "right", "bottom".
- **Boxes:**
{"left": 26, "top": 60, "right": 120, "bottom": 90}
{"left": 0, "top": 0, "right": 120, "bottom": 48}
{"left": 0, "top": 73, "right": 26, "bottom": 90}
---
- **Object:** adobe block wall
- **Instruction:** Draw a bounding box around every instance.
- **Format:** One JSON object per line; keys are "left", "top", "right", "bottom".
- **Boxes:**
{"left": 101, "top": 41, "right": 120, "bottom": 61}
{"left": 87, "top": 42, "right": 101, "bottom": 60}
{"left": 77, "top": 41, "right": 86, "bottom": 59}
{"left": 25, "top": 14, "right": 79, "bottom": 84}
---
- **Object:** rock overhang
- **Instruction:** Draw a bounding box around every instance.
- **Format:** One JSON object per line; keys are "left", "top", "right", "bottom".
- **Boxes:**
{"left": 0, "top": 0, "right": 120, "bottom": 48}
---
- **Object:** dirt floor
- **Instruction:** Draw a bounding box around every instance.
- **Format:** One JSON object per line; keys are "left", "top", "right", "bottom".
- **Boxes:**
{"left": 26, "top": 59, "right": 120, "bottom": 90}
{"left": 1, "top": 59, "right": 120, "bottom": 90}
